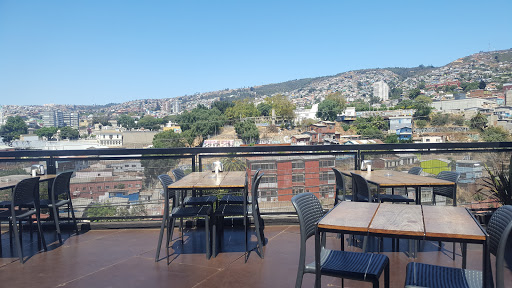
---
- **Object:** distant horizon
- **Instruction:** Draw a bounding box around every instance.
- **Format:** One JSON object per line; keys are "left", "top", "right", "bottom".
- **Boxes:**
{"left": 1, "top": 0, "right": 511, "bottom": 106}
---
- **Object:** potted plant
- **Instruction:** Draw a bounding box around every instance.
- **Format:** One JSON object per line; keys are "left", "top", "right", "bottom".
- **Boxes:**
{"left": 477, "top": 154, "right": 512, "bottom": 224}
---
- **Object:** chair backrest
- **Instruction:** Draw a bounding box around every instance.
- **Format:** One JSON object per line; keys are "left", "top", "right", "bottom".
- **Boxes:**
{"left": 158, "top": 174, "right": 175, "bottom": 201}
{"left": 332, "top": 168, "right": 346, "bottom": 204}
{"left": 291, "top": 192, "right": 324, "bottom": 240}
{"left": 172, "top": 169, "right": 185, "bottom": 181}
{"left": 51, "top": 171, "right": 74, "bottom": 200}
{"left": 12, "top": 177, "right": 40, "bottom": 206}
{"left": 486, "top": 205, "right": 512, "bottom": 288}
{"left": 433, "top": 171, "right": 460, "bottom": 200}
{"left": 350, "top": 173, "right": 371, "bottom": 202}
{"left": 251, "top": 172, "right": 264, "bottom": 212}
{"left": 408, "top": 167, "right": 422, "bottom": 175}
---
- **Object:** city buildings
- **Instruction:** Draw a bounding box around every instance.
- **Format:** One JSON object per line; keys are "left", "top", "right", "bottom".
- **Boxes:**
{"left": 372, "top": 80, "right": 389, "bottom": 101}
{"left": 42, "top": 110, "right": 79, "bottom": 128}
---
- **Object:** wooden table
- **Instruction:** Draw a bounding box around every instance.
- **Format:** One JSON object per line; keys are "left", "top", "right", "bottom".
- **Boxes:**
{"left": 315, "top": 202, "right": 489, "bottom": 288}
{"left": 156, "top": 171, "right": 246, "bottom": 260}
{"left": 0, "top": 174, "right": 57, "bottom": 190}
{"left": 340, "top": 170, "right": 456, "bottom": 204}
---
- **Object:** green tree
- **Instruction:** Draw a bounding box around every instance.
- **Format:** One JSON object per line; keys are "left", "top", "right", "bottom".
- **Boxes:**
{"left": 257, "top": 102, "right": 272, "bottom": 116}
{"left": 212, "top": 100, "right": 234, "bottom": 114}
{"left": 0, "top": 116, "right": 28, "bottom": 143}
{"left": 118, "top": 114, "right": 136, "bottom": 129}
{"left": 221, "top": 157, "right": 246, "bottom": 171}
{"left": 415, "top": 119, "right": 427, "bottom": 128}
{"left": 176, "top": 105, "right": 226, "bottom": 140}
{"left": 413, "top": 95, "right": 433, "bottom": 119}
{"left": 384, "top": 134, "right": 399, "bottom": 143}
{"left": 225, "top": 99, "right": 260, "bottom": 120}
{"left": 316, "top": 99, "right": 340, "bottom": 121}
{"left": 325, "top": 91, "right": 347, "bottom": 110}
{"left": 390, "top": 87, "right": 403, "bottom": 99}
{"left": 451, "top": 114, "right": 465, "bottom": 126}
{"left": 84, "top": 203, "right": 118, "bottom": 219}
{"left": 234, "top": 119, "right": 259, "bottom": 144}
{"left": 59, "top": 126, "right": 79, "bottom": 140}
{"left": 470, "top": 112, "right": 487, "bottom": 131}
{"left": 152, "top": 130, "right": 187, "bottom": 148}
{"left": 480, "top": 126, "right": 510, "bottom": 142}
{"left": 137, "top": 115, "right": 161, "bottom": 131}
{"left": 408, "top": 88, "right": 421, "bottom": 100}
{"left": 36, "top": 127, "right": 58, "bottom": 139}
{"left": 264, "top": 94, "right": 295, "bottom": 120}
{"left": 479, "top": 80, "right": 486, "bottom": 90}
{"left": 430, "top": 113, "right": 450, "bottom": 126}
{"left": 461, "top": 81, "right": 479, "bottom": 92}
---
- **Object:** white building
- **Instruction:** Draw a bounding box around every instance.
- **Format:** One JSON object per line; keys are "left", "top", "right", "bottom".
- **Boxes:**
{"left": 432, "top": 98, "right": 497, "bottom": 112}
{"left": 295, "top": 103, "right": 319, "bottom": 123}
{"left": 96, "top": 130, "right": 123, "bottom": 147}
{"left": 43, "top": 110, "right": 79, "bottom": 128}
{"left": 372, "top": 81, "right": 389, "bottom": 101}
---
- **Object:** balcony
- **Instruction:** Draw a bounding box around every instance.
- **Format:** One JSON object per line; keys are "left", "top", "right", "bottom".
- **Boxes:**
{"left": 1, "top": 142, "right": 512, "bottom": 286}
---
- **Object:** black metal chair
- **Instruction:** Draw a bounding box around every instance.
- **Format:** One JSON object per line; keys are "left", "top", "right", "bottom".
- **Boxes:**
{"left": 0, "top": 177, "right": 47, "bottom": 263}
{"left": 249, "top": 172, "right": 266, "bottom": 259}
{"left": 155, "top": 174, "right": 213, "bottom": 263}
{"left": 39, "top": 171, "right": 79, "bottom": 244}
{"left": 332, "top": 168, "right": 351, "bottom": 204}
{"left": 385, "top": 167, "right": 423, "bottom": 204}
{"left": 172, "top": 169, "right": 217, "bottom": 208}
{"left": 405, "top": 205, "right": 512, "bottom": 288}
{"left": 291, "top": 192, "right": 389, "bottom": 288}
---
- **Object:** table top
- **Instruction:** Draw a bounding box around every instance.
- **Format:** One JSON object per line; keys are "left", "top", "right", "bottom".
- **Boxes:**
{"left": 340, "top": 169, "right": 455, "bottom": 187}
{"left": 0, "top": 174, "right": 57, "bottom": 190}
{"left": 168, "top": 171, "right": 246, "bottom": 190}
{"left": 318, "top": 202, "right": 486, "bottom": 242}
{"left": 423, "top": 205, "right": 486, "bottom": 241}
{"left": 318, "top": 202, "right": 379, "bottom": 232}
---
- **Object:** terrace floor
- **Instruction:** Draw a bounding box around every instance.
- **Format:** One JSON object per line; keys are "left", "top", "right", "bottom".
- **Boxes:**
{"left": 1, "top": 224, "right": 511, "bottom": 288}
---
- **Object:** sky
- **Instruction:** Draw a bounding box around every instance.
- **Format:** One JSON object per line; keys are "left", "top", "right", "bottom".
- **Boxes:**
{"left": 1, "top": 0, "right": 511, "bottom": 106}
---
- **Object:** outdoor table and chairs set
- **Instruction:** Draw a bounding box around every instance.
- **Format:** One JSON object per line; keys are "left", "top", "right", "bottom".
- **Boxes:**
{"left": 291, "top": 168, "right": 512, "bottom": 288}
{"left": 154, "top": 168, "right": 265, "bottom": 263}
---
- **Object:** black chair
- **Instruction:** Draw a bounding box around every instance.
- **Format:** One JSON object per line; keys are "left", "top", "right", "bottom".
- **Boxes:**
{"left": 408, "top": 167, "right": 423, "bottom": 175}
{"left": 350, "top": 172, "right": 373, "bottom": 202}
{"left": 332, "top": 168, "right": 351, "bottom": 204}
{"left": 155, "top": 174, "right": 213, "bottom": 262}
{"left": 213, "top": 173, "right": 249, "bottom": 258}
{"left": 0, "top": 177, "right": 47, "bottom": 263}
{"left": 431, "top": 171, "right": 461, "bottom": 261}
{"left": 39, "top": 171, "right": 79, "bottom": 244}
{"left": 249, "top": 172, "right": 266, "bottom": 258}
{"left": 172, "top": 169, "right": 217, "bottom": 208}
{"left": 218, "top": 169, "right": 261, "bottom": 205}
{"left": 405, "top": 205, "right": 512, "bottom": 288}
{"left": 432, "top": 171, "right": 460, "bottom": 206}
{"left": 291, "top": 192, "right": 389, "bottom": 288}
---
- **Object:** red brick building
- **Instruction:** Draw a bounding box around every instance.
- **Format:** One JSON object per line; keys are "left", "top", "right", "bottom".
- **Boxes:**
{"left": 246, "top": 155, "right": 335, "bottom": 202}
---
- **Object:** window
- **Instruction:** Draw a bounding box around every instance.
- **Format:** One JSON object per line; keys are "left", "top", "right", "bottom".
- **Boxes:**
{"left": 292, "top": 174, "right": 305, "bottom": 183}
{"left": 82, "top": 187, "right": 86, "bottom": 191}
{"left": 319, "top": 160, "right": 335, "bottom": 168}
{"left": 319, "top": 185, "right": 334, "bottom": 198}
{"left": 136, "top": 184, "right": 141, "bottom": 188}
{"left": 97, "top": 186, "right": 102, "bottom": 190}
{"left": 260, "top": 175, "right": 277, "bottom": 184}
{"left": 105, "top": 185, "right": 110, "bottom": 189}
{"left": 259, "top": 189, "right": 278, "bottom": 201}
{"left": 251, "top": 163, "right": 276, "bottom": 171}
{"left": 292, "top": 187, "right": 305, "bottom": 195}
{"left": 319, "top": 171, "right": 335, "bottom": 182}
{"left": 292, "top": 161, "right": 305, "bottom": 169}
{"left": 132, "top": 165, "right": 136, "bottom": 167}
{"left": 128, "top": 184, "right": 132, "bottom": 188}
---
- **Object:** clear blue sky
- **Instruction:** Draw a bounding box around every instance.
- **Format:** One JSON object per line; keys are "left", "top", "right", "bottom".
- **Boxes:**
{"left": 1, "top": 0, "right": 511, "bottom": 106}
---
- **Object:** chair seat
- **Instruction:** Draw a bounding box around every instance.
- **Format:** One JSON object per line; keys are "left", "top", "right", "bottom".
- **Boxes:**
{"left": 183, "top": 196, "right": 217, "bottom": 206}
{"left": 219, "top": 195, "right": 248, "bottom": 205}
{"left": 405, "top": 262, "right": 483, "bottom": 288}
{"left": 171, "top": 205, "right": 212, "bottom": 218}
{"left": 305, "top": 248, "right": 389, "bottom": 281}
{"left": 215, "top": 204, "right": 246, "bottom": 217}
{"left": 39, "top": 199, "right": 70, "bottom": 208}
{"left": 378, "top": 194, "right": 415, "bottom": 203}
{"left": 0, "top": 208, "right": 37, "bottom": 219}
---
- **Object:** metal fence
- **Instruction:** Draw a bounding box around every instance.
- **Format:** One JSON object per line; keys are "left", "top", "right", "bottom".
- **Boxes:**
{"left": 1, "top": 142, "right": 511, "bottom": 222}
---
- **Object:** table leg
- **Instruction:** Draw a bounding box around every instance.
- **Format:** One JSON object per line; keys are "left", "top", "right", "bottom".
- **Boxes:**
{"left": 315, "top": 227, "right": 321, "bottom": 288}
{"left": 483, "top": 240, "right": 489, "bottom": 288}
{"left": 155, "top": 195, "right": 169, "bottom": 262}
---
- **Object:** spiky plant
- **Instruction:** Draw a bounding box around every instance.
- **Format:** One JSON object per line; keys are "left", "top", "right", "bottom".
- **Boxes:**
{"left": 478, "top": 154, "right": 512, "bottom": 205}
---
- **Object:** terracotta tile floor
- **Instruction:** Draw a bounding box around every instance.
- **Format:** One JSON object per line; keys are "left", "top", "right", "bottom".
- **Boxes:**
{"left": 1, "top": 224, "right": 511, "bottom": 287}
